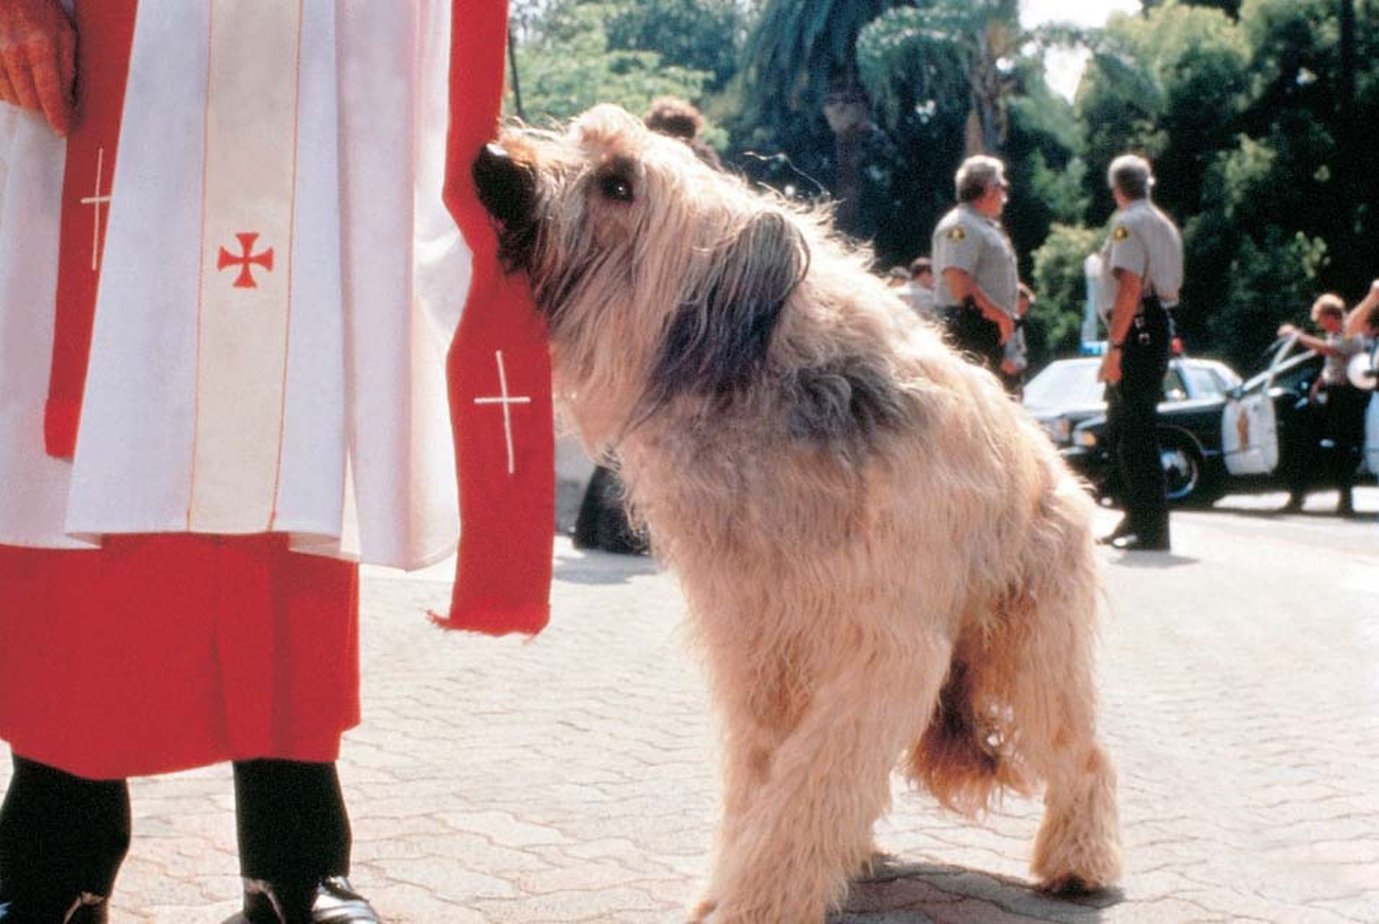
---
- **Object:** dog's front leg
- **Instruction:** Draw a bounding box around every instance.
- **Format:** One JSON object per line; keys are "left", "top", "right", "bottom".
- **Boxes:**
{"left": 693, "top": 664, "right": 800, "bottom": 922}
{"left": 704, "top": 634, "right": 951, "bottom": 924}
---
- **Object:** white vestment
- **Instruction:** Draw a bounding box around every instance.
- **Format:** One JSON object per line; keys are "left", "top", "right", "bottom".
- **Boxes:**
{"left": 0, "top": 0, "right": 470, "bottom": 569}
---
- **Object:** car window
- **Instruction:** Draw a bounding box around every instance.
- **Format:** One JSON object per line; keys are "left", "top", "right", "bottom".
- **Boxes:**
{"left": 1161, "top": 368, "right": 1187, "bottom": 402}
{"left": 1024, "top": 361, "right": 1104, "bottom": 407}
{"left": 1271, "top": 354, "right": 1322, "bottom": 395}
{"left": 1209, "top": 367, "right": 1242, "bottom": 391}
{"left": 1180, "top": 365, "right": 1228, "bottom": 399}
{"left": 1242, "top": 351, "right": 1321, "bottom": 394}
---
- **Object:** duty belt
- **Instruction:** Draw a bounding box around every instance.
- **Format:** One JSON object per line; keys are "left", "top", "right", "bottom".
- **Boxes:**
{"left": 1131, "top": 295, "right": 1175, "bottom": 346}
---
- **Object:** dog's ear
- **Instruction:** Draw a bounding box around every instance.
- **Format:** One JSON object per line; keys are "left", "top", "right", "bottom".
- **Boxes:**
{"left": 650, "top": 210, "right": 808, "bottom": 402}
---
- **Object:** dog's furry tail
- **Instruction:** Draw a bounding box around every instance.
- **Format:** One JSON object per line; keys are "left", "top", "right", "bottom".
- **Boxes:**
{"left": 906, "top": 656, "right": 1033, "bottom": 817}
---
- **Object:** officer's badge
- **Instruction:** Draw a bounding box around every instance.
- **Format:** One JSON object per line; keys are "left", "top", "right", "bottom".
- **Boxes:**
{"left": 1111, "top": 224, "right": 1130, "bottom": 241}
{"left": 946, "top": 226, "right": 966, "bottom": 242}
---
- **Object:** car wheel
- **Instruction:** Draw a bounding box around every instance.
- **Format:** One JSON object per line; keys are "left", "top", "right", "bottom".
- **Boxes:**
{"left": 1160, "top": 434, "right": 1206, "bottom": 505}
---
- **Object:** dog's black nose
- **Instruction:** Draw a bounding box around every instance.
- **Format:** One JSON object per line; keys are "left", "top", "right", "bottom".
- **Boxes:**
{"left": 473, "top": 142, "right": 535, "bottom": 225}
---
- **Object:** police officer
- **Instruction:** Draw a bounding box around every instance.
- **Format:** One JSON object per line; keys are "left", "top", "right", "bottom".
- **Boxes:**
{"left": 932, "top": 156, "right": 1018, "bottom": 373}
{"left": 1097, "top": 154, "right": 1183, "bottom": 552}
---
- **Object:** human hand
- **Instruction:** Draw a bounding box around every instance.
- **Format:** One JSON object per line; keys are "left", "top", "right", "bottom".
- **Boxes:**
{"left": 1277, "top": 323, "right": 1297, "bottom": 338}
{"left": 0, "top": 0, "right": 77, "bottom": 136}
{"left": 1097, "top": 348, "right": 1121, "bottom": 385}
{"left": 996, "top": 312, "right": 1015, "bottom": 344}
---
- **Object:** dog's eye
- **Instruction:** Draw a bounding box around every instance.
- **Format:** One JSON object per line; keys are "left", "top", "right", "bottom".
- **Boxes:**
{"left": 598, "top": 173, "right": 635, "bottom": 203}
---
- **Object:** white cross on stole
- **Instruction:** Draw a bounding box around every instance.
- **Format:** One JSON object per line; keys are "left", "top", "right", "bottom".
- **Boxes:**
{"left": 473, "top": 350, "right": 533, "bottom": 475}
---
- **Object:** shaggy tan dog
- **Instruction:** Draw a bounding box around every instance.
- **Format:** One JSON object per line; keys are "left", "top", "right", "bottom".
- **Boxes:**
{"left": 474, "top": 105, "right": 1120, "bottom": 923}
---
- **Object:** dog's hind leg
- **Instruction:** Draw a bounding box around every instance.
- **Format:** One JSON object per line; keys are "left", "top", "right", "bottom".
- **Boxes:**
{"left": 702, "top": 629, "right": 951, "bottom": 924}
{"left": 1002, "top": 491, "right": 1121, "bottom": 893}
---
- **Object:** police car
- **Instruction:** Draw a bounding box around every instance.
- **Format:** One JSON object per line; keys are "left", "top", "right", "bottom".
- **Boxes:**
{"left": 1023, "top": 354, "right": 1241, "bottom": 452}
{"left": 1064, "top": 338, "right": 1379, "bottom": 505}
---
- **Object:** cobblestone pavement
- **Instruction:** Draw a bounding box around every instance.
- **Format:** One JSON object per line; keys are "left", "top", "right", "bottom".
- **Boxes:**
{"left": 2, "top": 488, "right": 1376, "bottom": 923}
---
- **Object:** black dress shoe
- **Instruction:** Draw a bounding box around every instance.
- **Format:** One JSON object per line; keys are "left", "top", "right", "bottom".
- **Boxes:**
{"left": 0, "top": 892, "right": 107, "bottom": 924}
{"left": 242, "top": 877, "right": 381, "bottom": 924}
{"left": 1110, "top": 534, "right": 1170, "bottom": 552}
{"left": 65, "top": 895, "right": 109, "bottom": 924}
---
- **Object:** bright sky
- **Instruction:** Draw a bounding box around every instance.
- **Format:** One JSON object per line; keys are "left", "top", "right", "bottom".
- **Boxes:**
{"left": 1021, "top": 0, "right": 1143, "bottom": 100}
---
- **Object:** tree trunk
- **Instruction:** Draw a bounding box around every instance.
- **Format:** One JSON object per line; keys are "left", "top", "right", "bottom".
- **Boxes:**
{"left": 833, "top": 125, "right": 864, "bottom": 233}
{"left": 823, "top": 82, "right": 870, "bottom": 236}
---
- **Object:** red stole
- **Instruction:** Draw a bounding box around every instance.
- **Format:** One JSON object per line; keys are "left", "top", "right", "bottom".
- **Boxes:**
{"left": 45, "top": 0, "right": 139, "bottom": 459}
{"left": 437, "top": 0, "right": 555, "bottom": 635}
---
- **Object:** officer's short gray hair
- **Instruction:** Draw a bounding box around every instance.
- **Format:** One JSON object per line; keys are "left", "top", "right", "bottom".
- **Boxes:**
{"left": 955, "top": 155, "right": 1006, "bottom": 203}
{"left": 1108, "top": 154, "right": 1154, "bottom": 199}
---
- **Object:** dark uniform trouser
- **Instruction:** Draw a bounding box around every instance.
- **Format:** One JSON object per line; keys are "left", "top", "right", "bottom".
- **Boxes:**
{"left": 0, "top": 755, "right": 349, "bottom": 912}
{"left": 1288, "top": 383, "right": 1368, "bottom": 503}
{"left": 1323, "top": 385, "right": 1369, "bottom": 500}
{"left": 1106, "top": 297, "right": 1170, "bottom": 543}
{"left": 943, "top": 303, "right": 1003, "bottom": 372}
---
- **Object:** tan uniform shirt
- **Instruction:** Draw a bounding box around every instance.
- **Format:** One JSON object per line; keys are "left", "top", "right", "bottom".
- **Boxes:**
{"left": 1098, "top": 198, "right": 1183, "bottom": 321}
{"left": 932, "top": 203, "right": 1018, "bottom": 317}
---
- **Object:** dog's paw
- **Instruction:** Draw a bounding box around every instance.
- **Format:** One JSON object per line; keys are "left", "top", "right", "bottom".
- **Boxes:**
{"left": 1036, "top": 873, "right": 1100, "bottom": 896}
{"left": 853, "top": 848, "right": 898, "bottom": 881}
{"left": 1033, "top": 845, "right": 1120, "bottom": 896}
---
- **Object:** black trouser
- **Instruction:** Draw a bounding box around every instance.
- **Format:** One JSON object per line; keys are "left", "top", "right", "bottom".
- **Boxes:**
{"left": 573, "top": 464, "right": 649, "bottom": 555}
{"left": 943, "top": 304, "right": 1003, "bottom": 372}
{"left": 1324, "top": 384, "right": 1369, "bottom": 496}
{"left": 1288, "top": 383, "right": 1368, "bottom": 502}
{"left": 0, "top": 756, "right": 131, "bottom": 916}
{"left": 234, "top": 759, "right": 351, "bottom": 884}
{"left": 1106, "top": 297, "right": 1170, "bottom": 543}
{"left": 0, "top": 755, "right": 349, "bottom": 908}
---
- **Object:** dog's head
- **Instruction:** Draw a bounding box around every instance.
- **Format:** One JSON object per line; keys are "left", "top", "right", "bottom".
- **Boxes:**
{"left": 473, "top": 105, "right": 809, "bottom": 417}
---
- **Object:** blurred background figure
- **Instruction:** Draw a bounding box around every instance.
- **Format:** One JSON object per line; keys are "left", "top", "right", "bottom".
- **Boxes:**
{"left": 1277, "top": 282, "right": 1379, "bottom": 516}
{"left": 902, "top": 256, "right": 937, "bottom": 322}
{"left": 1096, "top": 153, "right": 1182, "bottom": 553}
{"left": 999, "top": 282, "right": 1034, "bottom": 397}
{"left": 645, "top": 95, "right": 722, "bottom": 169}
{"left": 932, "top": 155, "right": 1018, "bottom": 373}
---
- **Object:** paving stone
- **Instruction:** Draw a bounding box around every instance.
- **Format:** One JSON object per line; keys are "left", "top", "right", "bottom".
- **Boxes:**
{"left": 2, "top": 488, "right": 1377, "bottom": 922}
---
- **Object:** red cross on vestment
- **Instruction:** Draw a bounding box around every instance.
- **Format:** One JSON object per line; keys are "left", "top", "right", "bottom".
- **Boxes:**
{"left": 217, "top": 232, "right": 275, "bottom": 289}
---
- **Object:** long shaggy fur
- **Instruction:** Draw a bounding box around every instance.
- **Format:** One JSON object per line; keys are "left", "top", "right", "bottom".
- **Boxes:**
{"left": 475, "top": 105, "right": 1121, "bottom": 923}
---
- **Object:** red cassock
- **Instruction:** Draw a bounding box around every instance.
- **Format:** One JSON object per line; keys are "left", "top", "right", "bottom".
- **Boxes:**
{"left": 0, "top": 0, "right": 552, "bottom": 780}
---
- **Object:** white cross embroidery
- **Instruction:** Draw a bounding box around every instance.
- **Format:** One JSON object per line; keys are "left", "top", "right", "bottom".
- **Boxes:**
{"left": 473, "top": 350, "right": 532, "bottom": 476}
{"left": 80, "top": 146, "right": 113, "bottom": 271}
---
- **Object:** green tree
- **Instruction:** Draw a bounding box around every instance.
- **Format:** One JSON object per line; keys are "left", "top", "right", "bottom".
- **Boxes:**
{"left": 1077, "top": 2, "right": 1251, "bottom": 223}
{"left": 507, "top": 0, "right": 720, "bottom": 127}
{"left": 604, "top": 0, "right": 746, "bottom": 93}
{"left": 1074, "top": 2, "right": 1253, "bottom": 356}
{"left": 1236, "top": 0, "right": 1379, "bottom": 301}
{"left": 1209, "top": 228, "right": 1329, "bottom": 369}
{"left": 854, "top": 4, "right": 1082, "bottom": 274}
{"left": 508, "top": 0, "right": 1379, "bottom": 375}
{"left": 856, "top": 0, "right": 1024, "bottom": 158}
{"left": 1000, "top": 71, "right": 1088, "bottom": 281}
{"left": 1146, "top": 0, "right": 1243, "bottom": 17}
{"left": 1030, "top": 224, "right": 1103, "bottom": 366}
{"left": 735, "top": 0, "right": 908, "bottom": 233}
